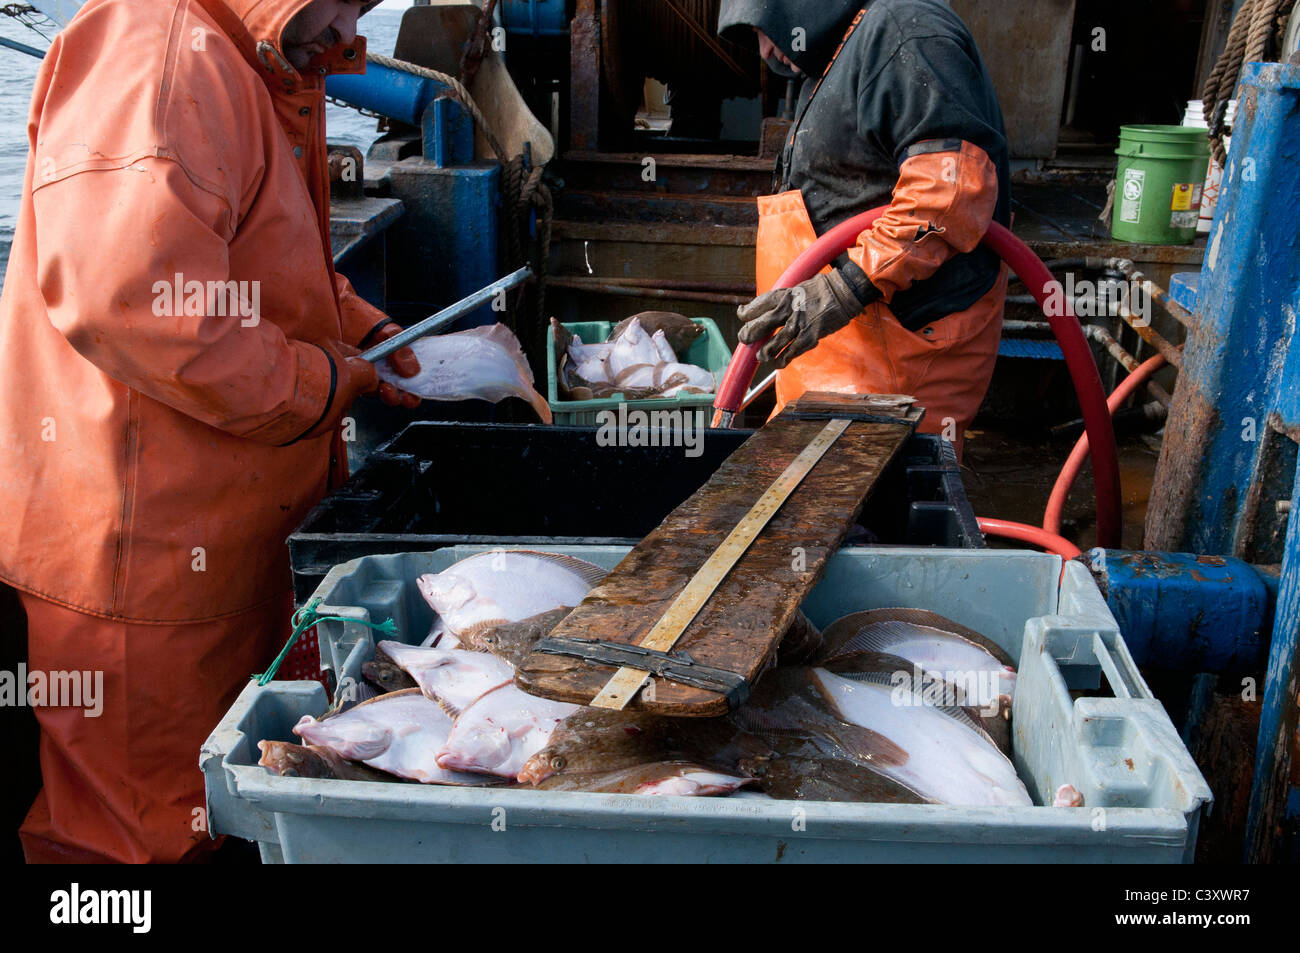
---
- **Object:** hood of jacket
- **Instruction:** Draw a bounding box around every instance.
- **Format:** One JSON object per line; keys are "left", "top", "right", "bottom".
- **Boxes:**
{"left": 718, "top": 0, "right": 867, "bottom": 77}
{"left": 226, "top": 0, "right": 314, "bottom": 49}
{"left": 197, "top": 0, "right": 371, "bottom": 82}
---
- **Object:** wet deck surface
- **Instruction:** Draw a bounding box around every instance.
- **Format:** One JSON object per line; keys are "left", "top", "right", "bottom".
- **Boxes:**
{"left": 962, "top": 427, "right": 1160, "bottom": 553}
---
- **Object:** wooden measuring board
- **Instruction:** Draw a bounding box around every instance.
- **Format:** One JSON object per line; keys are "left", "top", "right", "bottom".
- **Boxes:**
{"left": 515, "top": 393, "right": 923, "bottom": 717}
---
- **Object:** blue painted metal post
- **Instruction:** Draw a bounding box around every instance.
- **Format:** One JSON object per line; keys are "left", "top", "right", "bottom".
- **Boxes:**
{"left": 424, "top": 97, "right": 475, "bottom": 168}
{"left": 326, "top": 55, "right": 501, "bottom": 330}
{"left": 1145, "top": 63, "right": 1300, "bottom": 560}
{"left": 1142, "top": 62, "right": 1300, "bottom": 861}
{"left": 1247, "top": 463, "right": 1300, "bottom": 861}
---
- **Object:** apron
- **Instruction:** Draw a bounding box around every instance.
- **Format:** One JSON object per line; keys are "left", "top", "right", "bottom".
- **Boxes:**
{"left": 757, "top": 12, "right": 1007, "bottom": 453}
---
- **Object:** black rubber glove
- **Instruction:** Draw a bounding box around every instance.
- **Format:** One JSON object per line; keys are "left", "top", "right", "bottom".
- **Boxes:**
{"left": 736, "top": 267, "right": 882, "bottom": 368}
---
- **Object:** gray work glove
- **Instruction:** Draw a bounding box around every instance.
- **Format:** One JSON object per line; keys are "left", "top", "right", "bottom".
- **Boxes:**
{"left": 736, "top": 268, "right": 881, "bottom": 368}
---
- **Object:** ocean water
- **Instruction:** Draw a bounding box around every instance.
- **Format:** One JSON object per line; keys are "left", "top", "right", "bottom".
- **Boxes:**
{"left": 0, "top": 6, "right": 403, "bottom": 282}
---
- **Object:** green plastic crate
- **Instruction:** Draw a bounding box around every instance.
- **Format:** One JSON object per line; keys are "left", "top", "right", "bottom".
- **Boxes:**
{"left": 546, "top": 318, "right": 733, "bottom": 426}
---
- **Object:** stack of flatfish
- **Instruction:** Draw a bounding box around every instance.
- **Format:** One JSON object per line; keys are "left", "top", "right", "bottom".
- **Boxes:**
{"left": 260, "top": 549, "right": 1033, "bottom": 805}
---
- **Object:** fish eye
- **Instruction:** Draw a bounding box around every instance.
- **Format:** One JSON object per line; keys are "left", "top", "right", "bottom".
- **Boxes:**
{"left": 551, "top": 756, "right": 566, "bottom": 769}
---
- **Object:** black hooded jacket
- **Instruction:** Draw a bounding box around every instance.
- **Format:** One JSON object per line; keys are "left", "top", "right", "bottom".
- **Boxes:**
{"left": 719, "top": 0, "right": 1010, "bottom": 330}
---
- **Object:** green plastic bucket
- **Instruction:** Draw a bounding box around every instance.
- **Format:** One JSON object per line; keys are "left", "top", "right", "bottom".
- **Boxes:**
{"left": 1112, "top": 125, "right": 1211, "bottom": 245}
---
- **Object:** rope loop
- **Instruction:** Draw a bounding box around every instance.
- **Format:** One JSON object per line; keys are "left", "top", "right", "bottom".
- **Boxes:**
{"left": 254, "top": 597, "right": 396, "bottom": 686}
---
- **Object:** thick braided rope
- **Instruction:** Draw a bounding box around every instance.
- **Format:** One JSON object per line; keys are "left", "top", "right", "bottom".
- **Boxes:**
{"left": 1201, "top": 0, "right": 1288, "bottom": 165}
{"left": 1245, "top": 0, "right": 1282, "bottom": 64}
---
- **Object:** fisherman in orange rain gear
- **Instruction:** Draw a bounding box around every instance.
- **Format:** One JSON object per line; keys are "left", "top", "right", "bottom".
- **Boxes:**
{"left": 0, "top": 0, "right": 424, "bottom": 862}
{"left": 718, "top": 0, "right": 1011, "bottom": 455}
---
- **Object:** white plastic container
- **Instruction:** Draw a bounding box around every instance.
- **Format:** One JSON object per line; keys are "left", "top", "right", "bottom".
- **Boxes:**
{"left": 1183, "top": 99, "right": 1236, "bottom": 233}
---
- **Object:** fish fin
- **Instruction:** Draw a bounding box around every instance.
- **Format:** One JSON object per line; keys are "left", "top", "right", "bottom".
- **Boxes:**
{"left": 836, "top": 668, "right": 1001, "bottom": 746}
{"left": 504, "top": 551, "right": 609, "bottom": 587}
{"left": 816, "top": 667, "right": 894, "bottom": 688}
{"left": 434, "top": 695, "right": 463, "bottom": 719}
{"left": 931, "top": 704, "right": 1001, "bottom": 746}
{"left": 467, "top": 324, "right": 553, "bottom": 424}
{"left": 838, "top": 620, "right": 970, "bottom": 658}
{"left": 331, "top": 686, "right": 425, "bottom": 714}
{"left": 826, "top": 723, "right": 911, "bottom": 768}
{"left": 729, "top": 694, "right": 823, "bottom": 739}
{"left": 327, "top": 678, "right": 378, "bottom": 715}
{"left": 872, "top": 607, "right": 1015, "bottom": 666}
{"left": 823, "top": 648, "right": 910, "bottom": 674}
{"left": 524, "top": 387, "right": 553, "bottom": 424}
{"left": 817, "top": 608, "right": 1014, "bottom": 667}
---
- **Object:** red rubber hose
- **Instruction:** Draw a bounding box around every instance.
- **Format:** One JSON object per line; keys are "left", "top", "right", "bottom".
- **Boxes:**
{"left": 977, "top": 518, "right": 1083, "bottom": 559}
{"left": 711, "top": 208, "right": 887, "bottom": 427}
{"left": 1043, "top": 352, "right": 1167, "bottom": 539}
{"left": 711, "top": 207, "right": 1123, "bottom": 549}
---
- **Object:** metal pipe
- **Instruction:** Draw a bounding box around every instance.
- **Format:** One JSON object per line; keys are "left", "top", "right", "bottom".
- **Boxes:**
{"left": 1085, "top": 325, "right": 1173, "bottom": 406}
{"left": 1001, "top": 320, "right": 1172, "bottom": 408}
{"left": 326, "top": 58, "right": 448, "bottom": 126}
{"left": 1108, "top": 259, "right": 1196, "bottom": 329}
{"left": 741, "top": 371, "right": 777, "bottom": 412}
{"left": 1117, "top": 306, "right": 1184, "bottom": 368}
{"left": 0, "top": 35, "right": 46, "bottom": 58}
{"left": 361, "top": 266, "right": 532, "bottom": 362}
{"left": 1002, "top": 320, "right": 1053, "bottom": 333}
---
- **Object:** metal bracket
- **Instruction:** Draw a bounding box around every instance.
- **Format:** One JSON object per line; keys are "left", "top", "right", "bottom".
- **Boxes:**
{"left": 422, "top": 95, "right": 474, "bottom": 168}
{"left": 787, "top": 409, "right": 925, "bottom": 426}
{"left": 784, "top": 394, "right": 924, "bottom": 427}
{"left": 534, "top": 636, "right": 750, "bottom": 706}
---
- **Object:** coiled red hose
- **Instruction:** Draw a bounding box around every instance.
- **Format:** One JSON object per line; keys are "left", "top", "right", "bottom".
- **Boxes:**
{"left": 711, "top": 207, "right": 1123, "bottom": 549}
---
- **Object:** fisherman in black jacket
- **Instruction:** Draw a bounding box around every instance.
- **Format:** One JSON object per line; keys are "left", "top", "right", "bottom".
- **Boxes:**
{"left": 718, "top": 0, "right": 1010, "bottom": 454}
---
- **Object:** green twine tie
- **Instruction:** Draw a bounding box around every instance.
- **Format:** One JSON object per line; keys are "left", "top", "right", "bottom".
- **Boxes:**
{"left": 254, "top": 596, "right": 397, "bottom": 686}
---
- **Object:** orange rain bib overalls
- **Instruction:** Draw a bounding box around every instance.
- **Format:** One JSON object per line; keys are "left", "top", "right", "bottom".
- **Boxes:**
{"left": 755, "top": 190, "right": 1007, "bottom": 452}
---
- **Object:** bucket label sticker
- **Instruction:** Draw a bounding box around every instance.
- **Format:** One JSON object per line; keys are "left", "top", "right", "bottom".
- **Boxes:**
{"left": 1120, "top": 169, "right": 1145, "bottom": 224}
{"left": 1170, "top": 183, "right": 1201, "bottom": 229}
{"left": 1170, "top": 183, "right": 1196, "bottom": 211}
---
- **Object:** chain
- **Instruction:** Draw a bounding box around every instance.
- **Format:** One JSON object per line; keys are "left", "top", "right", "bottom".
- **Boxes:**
{"left": 325, "top": 95, "right": 386, "bottom": 121}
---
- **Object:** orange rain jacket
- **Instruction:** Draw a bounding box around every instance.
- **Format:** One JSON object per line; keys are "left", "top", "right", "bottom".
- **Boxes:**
{"left": 0, "top": 0, "right": 390, "bottom": 623}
